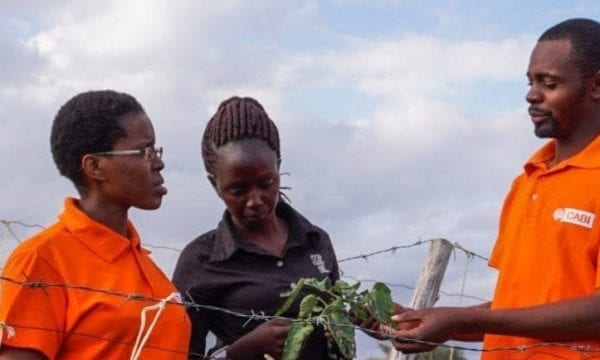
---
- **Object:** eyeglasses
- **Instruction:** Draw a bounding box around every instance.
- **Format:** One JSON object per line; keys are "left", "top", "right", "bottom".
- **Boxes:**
{"left": 92, "top": 146, "right": 163, "bottom": 161}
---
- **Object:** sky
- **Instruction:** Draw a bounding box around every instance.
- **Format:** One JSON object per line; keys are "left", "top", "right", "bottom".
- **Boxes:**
{"left": 2, "top": 1, "right": 600, "bottom": 359}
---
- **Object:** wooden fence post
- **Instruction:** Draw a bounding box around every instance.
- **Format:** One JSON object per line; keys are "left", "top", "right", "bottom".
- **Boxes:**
{"left": 388, "top": 238, "right": 454, "bottom": 360}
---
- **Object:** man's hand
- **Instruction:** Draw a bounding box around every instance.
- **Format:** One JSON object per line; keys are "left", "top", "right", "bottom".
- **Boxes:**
{"left": 380, "top": 307, "right": 462, "bottom": 353}
{"left": 350, "top": 302, "right": 409, "bottom": 340}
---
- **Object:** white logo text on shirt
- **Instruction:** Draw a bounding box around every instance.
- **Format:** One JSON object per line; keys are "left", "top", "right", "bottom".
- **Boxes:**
{"left": 553, "top": 208, "right": 595, "bottom": 229}
{"left": 310, "top": 254, "right": 330, "bottom": 274}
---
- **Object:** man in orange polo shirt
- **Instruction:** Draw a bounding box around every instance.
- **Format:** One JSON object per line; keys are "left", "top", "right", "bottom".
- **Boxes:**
{"left": 386, "top": 18, "right": 600, "bottom": 359}
{"left": 0, "top": 90, "right": 191, "bottom": 359}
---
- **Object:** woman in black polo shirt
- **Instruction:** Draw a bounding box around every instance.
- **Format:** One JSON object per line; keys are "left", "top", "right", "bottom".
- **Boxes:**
{"left": 173, "top": 96, "right": 341, "bottom": 359}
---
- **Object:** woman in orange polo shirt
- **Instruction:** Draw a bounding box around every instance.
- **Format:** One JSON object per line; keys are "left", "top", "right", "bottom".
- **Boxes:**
{"left": 0, "top": 90, "right": 191, "bottom": 359}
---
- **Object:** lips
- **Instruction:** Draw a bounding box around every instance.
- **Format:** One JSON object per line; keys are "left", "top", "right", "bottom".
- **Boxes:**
{"left": 244, "top": 212, "right": 268, "bottom": 223}
{"left": 528, "top": 107, "right": 552, "bottom": 124}
{"left": 154, "top": 178, "right": 167, "bottom": 195}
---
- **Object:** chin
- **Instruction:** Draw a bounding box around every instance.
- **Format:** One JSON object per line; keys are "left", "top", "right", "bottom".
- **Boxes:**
{"left": 534, "top": 125, "right": 557, "bottom": 139}
{"left": 533, "top": 118, "right": 560, "bottom": 139}
{"left": 136, "top": 198, "right": 163, "bottom": 211}
{"left": 242, "top": 218, "right": 267, "bottom": 229}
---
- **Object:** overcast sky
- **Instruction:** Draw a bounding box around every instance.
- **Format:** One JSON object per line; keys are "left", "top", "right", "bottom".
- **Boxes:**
{"left": 2, "top": 1, "right": 600, "bottom": 358}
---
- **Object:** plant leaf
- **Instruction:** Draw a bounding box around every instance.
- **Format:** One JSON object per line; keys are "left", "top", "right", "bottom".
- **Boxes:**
{"left": 281, "top": 322, "right": 314, "bottom": 360}
{"left": 367, "top": 282, "right": 394, "bottom": 325}
{"left": 298, "top": 294, "right": 319, "bottom": 319}
{"left": 332, "top": 280, "right": 361, "bottom": 298}
{"left": 276, "top": 278, "right": 307, "bottom": 316}
{"left": 305, "top": 277, "right": 329, "bottom": 292}
{"left": 326, "top": 309, "right": 355, "bottom": 359}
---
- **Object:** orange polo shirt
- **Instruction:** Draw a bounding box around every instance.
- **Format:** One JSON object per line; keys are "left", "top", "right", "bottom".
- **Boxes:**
{"left": 483, "top": 136, "right": 600, "bottom": 359}
{"left": 0, "top": 198, "right": 191, "bottom": 359}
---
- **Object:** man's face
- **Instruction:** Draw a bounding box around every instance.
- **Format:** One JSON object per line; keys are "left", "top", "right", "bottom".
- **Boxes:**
{"left": 526, "top": 39, "right": 589, "bottom": 142}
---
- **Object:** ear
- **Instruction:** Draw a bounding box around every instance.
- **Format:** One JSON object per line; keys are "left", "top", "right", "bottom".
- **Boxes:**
{"left": 590, "top": 70, "right": 600, "bottom": 101}
{"left": 277, "top": 158, "right": 282, "bottom": 170}
{"left": 207, "top": 174, "right": 217, "bottom": 189}
{"left": 81, "top": 154, "right": 107, "bottom": 182}
{"left": 206, "top": 174, "right": 224, "bottom": 199}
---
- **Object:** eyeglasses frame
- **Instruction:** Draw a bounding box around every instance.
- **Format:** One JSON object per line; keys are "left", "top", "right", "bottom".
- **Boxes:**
{"left": 92, "top": 146, "right": 163, "bottom": 161}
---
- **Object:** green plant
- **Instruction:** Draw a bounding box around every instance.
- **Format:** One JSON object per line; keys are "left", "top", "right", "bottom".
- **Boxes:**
{"left": 275, "top": 278, "right": 395, "bottom": 360}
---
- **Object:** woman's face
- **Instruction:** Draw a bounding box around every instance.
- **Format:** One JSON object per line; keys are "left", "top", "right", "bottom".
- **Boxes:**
{"left": 211, "top": 139, "right": 280, "bottom": 231}
{"left": 97, "top": 112, "right": 167, "bottom": 210}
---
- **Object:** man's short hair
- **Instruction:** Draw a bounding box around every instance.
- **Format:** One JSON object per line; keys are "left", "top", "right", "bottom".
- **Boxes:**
{"left": 539, "top": 18, "right": 600, "bottom": 79}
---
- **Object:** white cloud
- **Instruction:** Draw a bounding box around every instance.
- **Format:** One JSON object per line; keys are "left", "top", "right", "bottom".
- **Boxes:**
{"left": 1, "top": 2, "right": 568, "bottom": 357}
{"left": 1, "top": 0, "right": 540, "bottom": 281}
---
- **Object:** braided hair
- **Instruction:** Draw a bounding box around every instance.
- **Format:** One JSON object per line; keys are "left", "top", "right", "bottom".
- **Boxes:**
{"left": 202, "top": 96, "right": 281, "bottom": 176}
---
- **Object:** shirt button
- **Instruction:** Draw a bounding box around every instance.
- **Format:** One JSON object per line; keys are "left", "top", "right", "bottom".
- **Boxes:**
{"left": 276, "top": 260, "right": 284, "bottom": 267}
{"left": 532, "top": 193, "right": 538, "bottom": 200}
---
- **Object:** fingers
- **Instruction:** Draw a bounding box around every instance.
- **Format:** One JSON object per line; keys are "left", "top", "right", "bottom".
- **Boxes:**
{"left": 393, "top": 302, "right": 410, "bottom": 314}
{"left": 265, "top": 319, "right": 291, "bottom": 339}
{"left": 378, "top": 323, "right": 437, "bottom": 354}
{"left": 391, "top": 307, "right": 423, "bottom": 323}
{"left": 391, "top": 338, "right": 436, "bottom": 353}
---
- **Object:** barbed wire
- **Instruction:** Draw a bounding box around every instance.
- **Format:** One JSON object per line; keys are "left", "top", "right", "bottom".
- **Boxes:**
{"left": 1, "top": 275, "right": 599, "bottom": 359}
{"left": 340, "top": 275, "right": 489, "bottom": 303}
{"left": 1, "top": 220, "right": 490, "bottom": 265}
{"left": 5, "top": 321, "right": 600, "bottom": 360}
{"left": 336, "top": 239, "right": 489, "bottom": 264}
{"left": 1, "top": 323, "right": 207, "bottom": 358}
{"left": 0, "top": 220, "right": 44, "bottom": 244}
{"left": 144, "top": 243, "right": 184, "bottom": 252}
{"left": 7, "top": 221, "right": 584, "bottom": 358}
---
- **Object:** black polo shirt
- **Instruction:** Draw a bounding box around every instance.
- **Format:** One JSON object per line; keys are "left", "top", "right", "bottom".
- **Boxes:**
{"left": 173, "top": 201, "right": 340, "bottom": 360}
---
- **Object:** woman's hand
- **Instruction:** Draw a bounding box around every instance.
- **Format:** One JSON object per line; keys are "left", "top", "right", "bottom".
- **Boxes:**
{"left": 227, "top": 319, "right": 290, "bottom": 359}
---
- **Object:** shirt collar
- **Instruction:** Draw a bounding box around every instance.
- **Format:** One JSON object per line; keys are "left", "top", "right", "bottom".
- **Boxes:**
{"left": 524, "top": 135, "right": 600, "bottom": 175}
{"left": 209, "top": 201, "right": 321, "bottom": 262}
{"left": 58, "top": 197, "right": 148, "bottom": 263}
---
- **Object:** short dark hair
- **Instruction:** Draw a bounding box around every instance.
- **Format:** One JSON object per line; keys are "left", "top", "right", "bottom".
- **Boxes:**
{"left": 50, "top": 90, "right": 144, "bottom": 193}
{"left": 539, "top": 18, "right": 600, "bottom": 79}
{"left": 201, "top": 96, "right": 280, "bottom": 176}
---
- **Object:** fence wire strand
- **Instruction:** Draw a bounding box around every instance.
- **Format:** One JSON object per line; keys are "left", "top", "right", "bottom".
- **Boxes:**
{"left": 3, "top": 221, "right": 593, "bottom": 359}
{"left": 1, "top": 275, "right": 600, "bottom": 359}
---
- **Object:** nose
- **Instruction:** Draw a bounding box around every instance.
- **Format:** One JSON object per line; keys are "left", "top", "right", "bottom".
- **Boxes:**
{"left": 246, "top": 189, "right": 264, "bottom": 208}
{"left": 526, "top": 83, "right": 542, "bottom": 104}
{"left": 151, "top": 156, "right": 165, "bottom": 171}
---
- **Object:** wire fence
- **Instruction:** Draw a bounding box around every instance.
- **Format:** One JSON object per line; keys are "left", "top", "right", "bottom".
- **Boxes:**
{"left": 2, "top": 275, "right": 600, "bottom": 359}
{"left": 2, "top": 219, "right": 599, "bottom": 359}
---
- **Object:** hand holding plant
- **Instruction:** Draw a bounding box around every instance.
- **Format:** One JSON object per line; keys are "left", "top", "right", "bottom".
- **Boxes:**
{"left": 275, "top": 278, "right": 395, "bottom": 360}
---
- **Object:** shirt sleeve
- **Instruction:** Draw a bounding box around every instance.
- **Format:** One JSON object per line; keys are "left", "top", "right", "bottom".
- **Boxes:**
{"left": 186, "top": 304, "right": 211, "bottom": 359}
{"left": 593, "top": 204, "right": 600, "bottom": 290}
{"left": 314, "top": 228, "right": 340, "bottom": 282}
{"left": 489, "top": 175, "right": 522, "bottom": 270}
{"left": 327, "top": 235, "right": 341, "bottom": 282}
{"left": 0, "top": 249, "right": 67, "bottom": 359}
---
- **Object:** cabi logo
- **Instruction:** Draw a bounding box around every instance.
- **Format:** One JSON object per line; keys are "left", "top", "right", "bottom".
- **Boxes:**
{"left": 553, "top": 208, "right": 595, "bottom": 229}
{"left": 309, "top": 254, "right": 330, "bottom": 274}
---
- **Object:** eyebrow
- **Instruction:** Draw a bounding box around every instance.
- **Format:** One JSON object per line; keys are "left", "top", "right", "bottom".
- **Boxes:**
{"left": 526, "top": 71, "right": 561, "bottom": 80}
